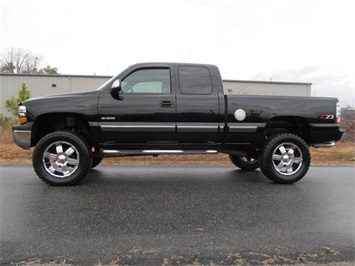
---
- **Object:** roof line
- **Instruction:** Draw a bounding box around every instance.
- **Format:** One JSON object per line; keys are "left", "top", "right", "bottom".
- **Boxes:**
{"left": 0, "top": 73, "right": 113, "bottom": 78}
{"left": 223, "top": 79, "right": 312, "bottom": 85}
{"left": 0, "top": 73, "right": 312, "bottom": 85}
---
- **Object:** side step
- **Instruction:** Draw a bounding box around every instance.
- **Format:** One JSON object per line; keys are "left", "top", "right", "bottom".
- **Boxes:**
{"left": 100, "top": 149, "right": 218, "bottom": 156}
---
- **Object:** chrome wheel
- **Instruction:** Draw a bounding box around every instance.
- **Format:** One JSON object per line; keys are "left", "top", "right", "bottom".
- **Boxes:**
{"left": 260, "top": 133, "right": 310, "bottom": 184}
{"left": 43, "top": 141, "right": 80, "bottom": 178}
{"left": 272, "top": 142, "right": 303, "bottom": 176}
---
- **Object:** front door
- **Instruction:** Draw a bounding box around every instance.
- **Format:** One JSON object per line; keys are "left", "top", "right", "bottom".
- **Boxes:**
{"left": 98, "top": 68, "right": 175, "bottom": 144}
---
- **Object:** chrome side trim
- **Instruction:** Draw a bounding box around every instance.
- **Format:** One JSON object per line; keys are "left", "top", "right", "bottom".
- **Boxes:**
{"left": 13, "top": 130, "right": 31, "bottom": 150}
{"left": 101, "top": 125, "right": 175, "bottom": 128}
{"left": 178, "top": 126, "right": 218, "bottom": 132}
{"left": 178, "top": 126, "right": 217, "bottom": 129}
{"left": 228, "top": 123, "right": 266, "bottom": 133}
{"left": 229, "top": 126, "right": 257, "bottom": 133}
{"left": 101, "top": 124, "right": 175, "bottom": 132}
{"left": 309, "top": 123, "right": 339, "bottom": 128}
{"left": 177, "top": 123, "right": 219, "bottom": 132}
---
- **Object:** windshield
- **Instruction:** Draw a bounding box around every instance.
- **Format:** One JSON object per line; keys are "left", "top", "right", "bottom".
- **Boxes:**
{"left": 95, "top": 75, "right": 116, "bottom": 91}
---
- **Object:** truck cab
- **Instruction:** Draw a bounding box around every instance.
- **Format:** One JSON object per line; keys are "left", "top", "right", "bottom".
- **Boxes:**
{"left": 97, "top": 63, "right": 224, "bottom": 146}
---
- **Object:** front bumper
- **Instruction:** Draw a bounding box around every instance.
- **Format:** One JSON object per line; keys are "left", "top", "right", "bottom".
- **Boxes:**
{"left": 13, "top": 123, "right": 33, "bottom": 150}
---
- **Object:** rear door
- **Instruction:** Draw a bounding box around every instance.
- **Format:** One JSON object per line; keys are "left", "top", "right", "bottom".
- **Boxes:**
{"left": 175, "top": 65, "right": 221, "bottom": 144}
{"left": 97, "top": 67, "right": 176, "bottom": 144}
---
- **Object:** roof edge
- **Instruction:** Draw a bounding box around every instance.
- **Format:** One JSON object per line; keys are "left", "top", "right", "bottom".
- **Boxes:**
{"left": 0, "top": 73, "right": 113, "bottom": 78}
{"left": 223, "top": 79, "right": 312, "bottom": 86}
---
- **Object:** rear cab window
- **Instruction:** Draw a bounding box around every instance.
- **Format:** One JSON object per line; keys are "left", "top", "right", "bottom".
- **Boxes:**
{"left": 178, "top": 66, "right": 213, "bottom": 95}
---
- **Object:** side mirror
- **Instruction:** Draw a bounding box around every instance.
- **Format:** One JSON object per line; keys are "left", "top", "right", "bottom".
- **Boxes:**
{"left": 111, "top": 79, "right": 121, "bottom": 90}
{"left": 110, "top": 80, "right": 124, "bottom": 100}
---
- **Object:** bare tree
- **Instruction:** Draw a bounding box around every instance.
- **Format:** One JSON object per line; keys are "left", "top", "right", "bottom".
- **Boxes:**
{"left": 0, "top": 48, "right": 43, "bottom": 73}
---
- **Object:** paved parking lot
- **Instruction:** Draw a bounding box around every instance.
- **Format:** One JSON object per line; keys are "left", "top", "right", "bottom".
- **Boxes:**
{"left": 0, "top": 166, "right": 354, "bottom": 265}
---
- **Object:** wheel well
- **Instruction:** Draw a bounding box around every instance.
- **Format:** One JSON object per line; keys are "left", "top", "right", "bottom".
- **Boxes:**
{"left": 264, "top": 116, "right": 311, "bottom": 144}
{"left": 32, "top": 113, "right": 93, "bottom": 146}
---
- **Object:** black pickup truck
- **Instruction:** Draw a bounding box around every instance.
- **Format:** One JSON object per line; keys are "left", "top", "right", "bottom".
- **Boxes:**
{"left": 13, "top": 63, "right": 344, "bottom": 185}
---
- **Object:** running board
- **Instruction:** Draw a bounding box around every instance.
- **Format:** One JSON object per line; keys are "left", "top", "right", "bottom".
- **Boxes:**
{"left": 100, "top": 149, "right": 218, "bottom": 156}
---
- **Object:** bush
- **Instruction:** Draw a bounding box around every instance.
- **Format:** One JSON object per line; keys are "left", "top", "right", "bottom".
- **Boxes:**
{"left": 0, "top": 114, "right": 17, "bottom": 143}
{"left": 5, "top": 83, "right": 30, "bottom": 116}
{"left": 0, "top": 114, "right": 16, "bottom": 130}
{"left": 340, "top": 106, "right": 355, "bottom": 142}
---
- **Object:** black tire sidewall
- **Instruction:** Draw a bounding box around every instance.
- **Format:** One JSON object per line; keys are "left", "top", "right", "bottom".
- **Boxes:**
{"left": 91, "top": 157, "right": 103, "bottom": 169}
{"left": 229, "top": 154, "right": 259, "bottom": 171}
{"left": 260, "top": 134, "right": 310, "bottom": 184}
{"left": 33, "top": 131, "right": 91, "bottom": 185}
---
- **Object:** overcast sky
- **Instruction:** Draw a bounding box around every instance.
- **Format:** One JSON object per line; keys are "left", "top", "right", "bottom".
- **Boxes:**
{"left": 1, "top": 0, "right": 354, "bottom": 106}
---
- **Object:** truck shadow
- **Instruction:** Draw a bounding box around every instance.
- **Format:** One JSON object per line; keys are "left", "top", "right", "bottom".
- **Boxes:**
{"left": 81, "top": 166, "right": 272, "bottom": 186}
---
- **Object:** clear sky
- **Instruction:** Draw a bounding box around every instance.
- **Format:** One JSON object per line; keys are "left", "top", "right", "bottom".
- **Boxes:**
{"left": 1, "top": 0, "right": 354, "bottom": 106}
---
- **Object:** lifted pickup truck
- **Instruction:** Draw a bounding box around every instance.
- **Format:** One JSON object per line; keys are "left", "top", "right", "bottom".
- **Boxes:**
{"left": 13, "top": 63, "right": 344, "bottom": 185}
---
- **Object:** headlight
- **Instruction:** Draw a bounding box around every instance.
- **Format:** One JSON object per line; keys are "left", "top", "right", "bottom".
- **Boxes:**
{"left": 18, "top": 105, "right": 27, "bottom": 124}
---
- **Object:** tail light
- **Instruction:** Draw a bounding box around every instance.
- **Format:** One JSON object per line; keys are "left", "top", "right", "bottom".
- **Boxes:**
{"left": 335, "top": 102, "right": 341, "bottom": 123}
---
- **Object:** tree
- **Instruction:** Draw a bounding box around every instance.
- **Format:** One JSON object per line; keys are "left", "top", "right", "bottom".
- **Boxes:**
{"left": 0, "top": 48, "right": 42, "bottom": 73}
{"left": 40, "top": 65, "right": 59, "bottom": 74}
{"left": 0, "top": 48, "right": 59, "bottom": 74}
{"left": 340, "top": 105, "right": 355, "bottom": 142}
{"left": 5, "top": 83, "right": 31, "bottom": 116}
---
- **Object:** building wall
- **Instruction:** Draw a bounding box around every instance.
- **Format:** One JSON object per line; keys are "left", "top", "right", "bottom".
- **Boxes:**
{"left": 223, "top": 80, "right": 311, "bottom": 96}
{"left": 0, "top": 74, "right": 311, "bottom": 116}
{"left": 0, "top": 74, "right": 110, "bottom": 116}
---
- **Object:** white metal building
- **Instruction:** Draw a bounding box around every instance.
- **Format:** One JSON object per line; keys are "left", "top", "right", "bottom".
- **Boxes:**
{"left": 0, "top": 74, "right": 311, "bottom": 116}
{"left": 223, "top": 80, "right": 311, "bottom": 96}
{"left": 0, "top": 74, "right": 110, "bottom": 116}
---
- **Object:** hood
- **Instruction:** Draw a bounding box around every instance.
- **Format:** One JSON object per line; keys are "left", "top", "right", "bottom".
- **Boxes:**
{"left": 24, "top": 91, "right": 89, "bottom": 103}
{"left": 22, "top": 91, "right": 100, "bottom": 119}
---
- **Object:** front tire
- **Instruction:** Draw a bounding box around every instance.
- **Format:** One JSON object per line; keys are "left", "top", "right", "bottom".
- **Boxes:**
{"left": 229, "top": 154, "right": 259, "bottom": 171}
{"left": 260, "top": 133, "right": 310, "bottom": 184}
{"left": 33, "top": 131, "right": 91, "bottom": 186}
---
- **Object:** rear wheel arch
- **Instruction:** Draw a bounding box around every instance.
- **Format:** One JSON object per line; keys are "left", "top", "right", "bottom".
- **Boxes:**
{"left": 264, "top": 116, "right": 311, "bottom": 144}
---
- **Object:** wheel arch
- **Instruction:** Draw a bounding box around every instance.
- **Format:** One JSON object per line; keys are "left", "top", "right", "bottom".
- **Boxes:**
{"left": 264, "top": 116, "right": 311, "bottom": 144}
{"left": 32, "top": 113, "right": 93, "bottom": 146}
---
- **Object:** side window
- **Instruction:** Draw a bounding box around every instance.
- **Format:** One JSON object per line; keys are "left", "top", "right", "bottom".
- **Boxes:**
{"left": 121, "top": 68, "right": 171, "bottom": 94}
{"left": 178, "top": 66, "right": 212, "bottom": 95}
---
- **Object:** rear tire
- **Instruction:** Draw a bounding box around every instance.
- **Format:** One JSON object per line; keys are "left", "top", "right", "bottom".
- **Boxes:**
{"left": 229, "top": 154, "right": 259, "bottom": 171}
{"left": 33, "top": 131, "right": 91, "bottom": 186}
{"left": 260, "top": 133, "right": 310, "bottom": 184}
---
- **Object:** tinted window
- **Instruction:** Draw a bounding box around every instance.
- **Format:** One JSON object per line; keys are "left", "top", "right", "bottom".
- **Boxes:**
{"left": 122, "top": 68, "right": 170, "bottom": 94}
{"left": 178, "top": 66, "right": 212, "bottom": 95}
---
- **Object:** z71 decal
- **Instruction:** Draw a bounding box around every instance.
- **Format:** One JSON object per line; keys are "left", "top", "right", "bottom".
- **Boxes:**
{"left": 319, "top": 114, "right": 334, "bottom": 120}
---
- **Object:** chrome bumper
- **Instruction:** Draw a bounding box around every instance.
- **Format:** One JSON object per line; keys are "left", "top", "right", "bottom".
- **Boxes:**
{"left": 313, "top": 142, "right": 335, "bottom": 148}
{"left": 312, "top": 130, "right": 345, "bottom": 148}
{"left": 13, "top": 128, "right": 31, "bottom": 150}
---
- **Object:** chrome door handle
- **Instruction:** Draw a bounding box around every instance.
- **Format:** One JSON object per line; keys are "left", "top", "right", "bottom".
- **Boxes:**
{"left": 160, "top": 101, "right": 174, "bottom": 108}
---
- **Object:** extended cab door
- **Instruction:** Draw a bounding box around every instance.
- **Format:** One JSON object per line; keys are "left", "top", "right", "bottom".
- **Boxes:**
{"left": 175, "top": 65, "right": 223, "bottom": 144}
{"left": 97, "top": 68, "right": 175, "bottom": 144}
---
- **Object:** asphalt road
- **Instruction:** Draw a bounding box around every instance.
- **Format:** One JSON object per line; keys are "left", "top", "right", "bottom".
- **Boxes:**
{"left": 0, "top": 165, "right": 354, "bottom": 265}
